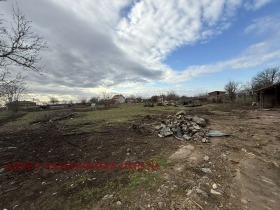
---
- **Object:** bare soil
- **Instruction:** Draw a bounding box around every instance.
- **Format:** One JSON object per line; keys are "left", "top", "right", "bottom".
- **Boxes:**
{"left": 0, "top": 106, "right": 279, "bottom": 210}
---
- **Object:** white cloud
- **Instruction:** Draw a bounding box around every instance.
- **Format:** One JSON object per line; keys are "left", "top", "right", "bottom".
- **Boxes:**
{"left": 0, "top": 0, "right": 278, "bottom": 101}
{"left": 244, "top": 0, "right": 273, "bottom": 10}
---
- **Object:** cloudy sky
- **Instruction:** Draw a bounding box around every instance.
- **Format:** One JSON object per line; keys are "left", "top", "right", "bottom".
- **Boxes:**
{"left": 1, "top": 0, "right": 280, "bottom": 102}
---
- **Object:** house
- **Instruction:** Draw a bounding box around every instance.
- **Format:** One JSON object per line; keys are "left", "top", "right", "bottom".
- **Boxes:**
{"left": 255, "top": 82, "right": 280, "bottom": 108}
{"left": 6, "top": 100, "right": 37, "bottom": 111}
{"left": 208, "top": 91, "right": 226, "bottom": 99}
{"left": 112, "top": 94, "right": 125, "bottom": 104}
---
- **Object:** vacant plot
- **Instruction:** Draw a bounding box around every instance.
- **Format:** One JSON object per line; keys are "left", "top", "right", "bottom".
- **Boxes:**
{"left": 0, "top": 103, "right": 279, "bottom": 210}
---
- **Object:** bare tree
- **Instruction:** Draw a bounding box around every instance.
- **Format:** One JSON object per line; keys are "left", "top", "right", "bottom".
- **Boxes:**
{"left": 166, "top": 91, "right": 179, "bottom": 101}
{"left": 89, "top": 97, "right": 98, "bottom": 103}
{"left": 252, "top": 67, "right": 280, "bottom": 90}
{"left": 0, "top": 5, "right": 46, "bottom": 100}
{"left": 100, "top": 91, "right": 111, "bottom": 99}
{"left": 241, "top": 82, "right": 254, "bottom": 97}
{"left": 49, "top": 97, "right": 59, "bottom": 105}
{"left": 80, "top": 98, "right": 87, "bottom": 105}
{"left": 224, "top": 81, "right": 240, "bottom": 102}
{"left": 3, "top": 79, "right": 27, "bottom": 102}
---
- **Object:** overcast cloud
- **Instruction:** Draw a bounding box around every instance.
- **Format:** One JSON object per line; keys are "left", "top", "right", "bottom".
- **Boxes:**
{"left": 0, "top": 0, "right": 278, "bottom": 101}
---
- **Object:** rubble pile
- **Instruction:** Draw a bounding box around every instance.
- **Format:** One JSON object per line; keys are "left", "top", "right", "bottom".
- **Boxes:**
{"left": 155, "top": 110, "right": 210, "bottom": 143}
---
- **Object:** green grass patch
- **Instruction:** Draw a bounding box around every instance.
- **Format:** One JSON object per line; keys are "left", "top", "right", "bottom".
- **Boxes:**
{"left": 120, "top": 171, "right": 161, "bottom": 196}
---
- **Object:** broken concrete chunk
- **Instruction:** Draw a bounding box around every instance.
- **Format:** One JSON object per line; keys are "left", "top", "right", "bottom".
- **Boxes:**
{"left": 206, "top": 130, "right": 230, "bottom": 137}
{"left": 183, "top": 134, "right": 192, "bottom": 140}
{"left": 196, "top": 188, "right": 208, "bottom": 197}
{"left": 211, "top": 189, "right": 222, "bottom": 195}
{"left": 192, "top": 116, "right": 207, "bottom": 127}
{"left": 160, "top": 127, "right": 173, "bottom": 137}
{"left": 203, "top": 156, "right": 209, "bottom": 161}
{"left": 155, "top": 125, "right": 161, "bottom": 130}
{"left": 201, "top": 168, "right": 212, "bottom": 173}
{"left": 201, "top": 138, "right": 209, "bottom": 143}
{"left": 176, "top": 110, "right": 186, "bottom": 116}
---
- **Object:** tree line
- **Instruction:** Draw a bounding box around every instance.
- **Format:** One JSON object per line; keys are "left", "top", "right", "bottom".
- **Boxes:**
{"left": 224, "top": 67, "right": 280, "bottom": 101}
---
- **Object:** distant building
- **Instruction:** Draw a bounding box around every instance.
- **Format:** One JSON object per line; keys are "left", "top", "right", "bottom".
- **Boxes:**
{"left": 208, "top": 91, "right": 226, "bottom": 100}
{"left": 255, "top": 82, "right": 280, "bottom": 108}
{"left": 112, "top": 94, "right": 125, "bottom": 104}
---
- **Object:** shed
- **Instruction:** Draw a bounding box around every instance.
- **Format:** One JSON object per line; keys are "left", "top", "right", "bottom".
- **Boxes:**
{"left": 255, "top": 82, "right": 280, "bottom": 108}
{"left": 208, "top": 91, "right": 226, "bottom": 99}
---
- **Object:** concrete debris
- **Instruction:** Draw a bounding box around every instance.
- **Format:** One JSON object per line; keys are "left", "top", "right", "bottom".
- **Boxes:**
{"left": 201, "top": 168, "right": 212, "bottom": 174}
{"left": 176, "top": 110, "right": 186, "bottom": 116}
{"left": 206, "top": 130, "right": 230, "bottom": 137}
{"left": 196, "top": 188, "right": 208, "bottom": 197}
{"left": 156, "top": 113, "right": 209, "bottom": 141}
{"left": 211, "top": 189, "right": 222, "bottom": 195}
{"left": 212, "top": 183, "right": 217, "bottom": 189}
{"left": 192, "top": 116, "right": 207, "bottom": 127}
{"left": 203, "top": 156, "right": 210, "bottom": 161}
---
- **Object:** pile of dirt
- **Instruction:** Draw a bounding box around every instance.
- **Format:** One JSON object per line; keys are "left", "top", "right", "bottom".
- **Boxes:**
{"left": 155, "top": 110, "right": 210, "bottom": 143}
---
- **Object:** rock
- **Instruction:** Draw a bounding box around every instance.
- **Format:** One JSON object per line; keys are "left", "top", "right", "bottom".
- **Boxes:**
{"left": 176, "top": 126, "right": 183, "bottom": 138}
{"left": 201, "top": 168, "right": 212, "bottom": 173}
{"left": 116, "top": 201, "right": 122, "bottom": 205}
{"left": 155, "top": 125, "right": 161, "bottom": 130}
{"left": 161, "top": 127, "right": 173, "bottom": 137}
{"left": 193, "top": 124, "right": 201, "bottom": 130}
{"left": 192, "top": 116, "right": 207, "bottom": 127}
{"left": 186, "top": 189, "right": 192, "bottom": 196}
{"left": 126, "top": 148, "right": 131, "bottom": 152}
{"left": 196, "top": 188, "right": 208, "bottom": 197}
{"left": 211, "top": 189, "right": 222, "bottom": 195}
{"left": 158, "top": 134, "right": 164, "bottom": 138}
{"left": 176, "top": 110, "right": 186, "bottom": 116}
{"left": 212, "top": 183, "right": 217, "bottom": 189}
{"left": 160, "top": 124, "right": 166, "bottom": 128}
{"left": 183, "top": 134, "right": 192, "bottom": 140}
{"left": 201, "top": 138, "right": 209, "bottom": 143}
{"left": 203, "top": 156, "right": 209, "bottom": 161}
{"left": 127, "top": 153, "right": 130, "bottom": 155}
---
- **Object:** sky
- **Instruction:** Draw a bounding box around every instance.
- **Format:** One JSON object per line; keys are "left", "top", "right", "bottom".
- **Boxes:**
{"left": 1, "top": 0, "right": 280, "bottom": 103}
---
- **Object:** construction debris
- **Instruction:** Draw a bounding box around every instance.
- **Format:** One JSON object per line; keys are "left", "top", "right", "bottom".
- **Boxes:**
{"left": 155, "top": 112, "right": 209, "bottom": 142}
{"left": 206, "top": 130, "right": 230, "bottom": 137}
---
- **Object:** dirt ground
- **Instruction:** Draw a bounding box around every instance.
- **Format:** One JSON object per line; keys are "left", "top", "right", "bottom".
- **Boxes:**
{"left": 0, "top": 104, "right": 279, "bottom": 210}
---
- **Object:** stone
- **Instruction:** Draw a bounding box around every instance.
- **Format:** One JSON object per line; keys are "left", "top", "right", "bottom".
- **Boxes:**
{"left": 155, "top": 125, "right": 161, "bottom": 130}
{"left": 176, "top": 110, "right": 186, "bottom": 116}
{"left": 193, "top": 125, "right": 201, "bottom": 130}
{"left": 186, "top": 190, "right": 192, "bottom": 196}
{"left": 126, "top": 148, "right": 131, "bottom": 152}
{"left": 192, "top": 116, "right": 207, "bottom": 127}
{"left": 158, "top": 134, "right": 164, "bottom": 138}
{"left": 176, "top": 126, "right": 183, "bottom": 138}
{"left": 161, "top": 127, "right": 173, "bottom": 137}
{"left": 201, "top": 138, "right": 208, "bottom": 143}
{"left": 212, "top": 183, "right": 217, "bottom": 189}
{"left": 183, "top": 134, "right": 192, "bottom": 140}
{"left": 203, "top": 156, "right": 209, "bottom": 161}
{"left": 196, "top": 188, "right": 208, "bottom": 197}
{"left": 201, "top": 168, "right": 212, "bottom": 173}
{"left": 116, "top": 201, "right": 122, "bottom": 205}
{"left": 211, "top": 189, "right": 222, "bottom": 195}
